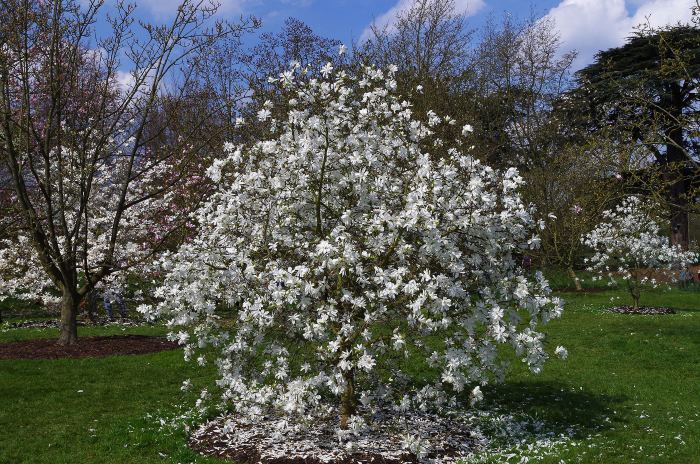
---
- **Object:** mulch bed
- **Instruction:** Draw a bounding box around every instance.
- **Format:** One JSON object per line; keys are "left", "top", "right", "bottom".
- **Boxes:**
{"left": 191, "top": 428, "right": 416, "bottom": 464}
{"left": 608, "top": 306, "right": 676, "bottom": 315}
{"left": 189, "top": 411, "right": 479, "bottom": 464}
{"left": 0, "top": 334, "right": 179, "bottom": 360}
{"left": 3, "top": 317, "right": 148, "bottom": 330}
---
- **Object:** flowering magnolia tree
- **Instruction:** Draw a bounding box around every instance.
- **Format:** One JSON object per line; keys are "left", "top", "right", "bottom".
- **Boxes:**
{"left": 147, "top": 62, "right": 564, "bottom": 431}
{"left": 583, "top": 196, "right": 697, "bottom": 308}
{"left": 0, "top": 0, "right": 256, "bottom": 344}
{"left": 0, "top": 142, "right": 178, "bottom": 307}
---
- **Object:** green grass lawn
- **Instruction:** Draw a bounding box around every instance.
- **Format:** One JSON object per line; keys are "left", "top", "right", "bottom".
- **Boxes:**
{"left": 1, "top": 288, "right": 699, "bottom": 463}
{"left": 485, "top": 287, "right": 700, "bottom": 463}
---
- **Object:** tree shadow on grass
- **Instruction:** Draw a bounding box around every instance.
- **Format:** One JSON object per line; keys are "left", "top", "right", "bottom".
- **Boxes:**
{"left": 482, "top": 380, "right": 627, "bottom": 439}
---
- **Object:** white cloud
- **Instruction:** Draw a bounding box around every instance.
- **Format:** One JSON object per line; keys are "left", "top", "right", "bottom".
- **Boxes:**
{"left": 114, "top": 70, "right": 135, "bottom": 92}
{"left": 361, "top": 0, "right": 486, "bottom": 42}
{"left": 545, "top": 0, "right": 695, "bottom": 70}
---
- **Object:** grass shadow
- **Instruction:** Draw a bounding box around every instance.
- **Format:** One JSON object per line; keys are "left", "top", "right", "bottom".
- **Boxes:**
{"left": 483, "top": 379, "right": 627, "bottom": 438}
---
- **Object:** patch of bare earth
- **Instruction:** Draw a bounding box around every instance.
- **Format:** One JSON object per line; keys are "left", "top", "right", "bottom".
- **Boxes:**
{"left": 0, "top": 334, "right": 178, "bottom": 359}
{"left": 189, "top": 411, "right": 481, "bottom": 464}
{"left": 5, "top": 316, "right": 148, "bottom": 329}
{"left": 608, "top": 306, "right": 676, "bottom": 315}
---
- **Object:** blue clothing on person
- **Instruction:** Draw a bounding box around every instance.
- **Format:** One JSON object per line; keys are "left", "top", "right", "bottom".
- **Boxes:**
{"left": 104, "top": 292, "right": 127, "bottom": 320}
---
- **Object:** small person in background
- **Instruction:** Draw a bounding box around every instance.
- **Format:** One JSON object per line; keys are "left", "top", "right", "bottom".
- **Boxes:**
{"left": 103, "top": 288, "right": 127, "bottom": 320}
{"left": 679, "top": 267, "right": 693, "bottom": 289}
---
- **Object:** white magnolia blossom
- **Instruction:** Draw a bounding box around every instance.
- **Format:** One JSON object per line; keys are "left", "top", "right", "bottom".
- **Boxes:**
{"left": 470, "top": 386, "right": 484, "bottom": 406}
{"left": 146, "top": 63, "right": 563, "bottom": 429}
{"left": 554, "top": 346, "right": 568, "bottom": 360}
{"left": 583, "top": 196, "right": 697, "bottom": 307}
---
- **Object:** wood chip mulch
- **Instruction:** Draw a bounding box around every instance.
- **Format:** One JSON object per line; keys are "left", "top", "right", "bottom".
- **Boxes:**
{"left": 4, "top": 317, "right": 147, "bottom": 330}
{"left": 0, "top": 334, "right": 179, "bottom": 360}
{"left": 190, "top": 422, "right": 417, "bottom": 464}
{"left": 191, "top": 432, "right": 415, "bottom": 464}
{"left": 189, "top": 412, "right": 479, "bottom": 464}
{"left": 608, "top": 306, "right": 676, "bottom": 315}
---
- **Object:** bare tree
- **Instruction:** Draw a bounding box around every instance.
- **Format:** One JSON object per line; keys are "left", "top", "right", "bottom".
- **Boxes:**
{"left": 470, "top": 13, "right": 576, "bottom": 167}
{"left": 357, "top": 0, "right": 475, "bottom": 152}
{"left": 524, "top": 140, "right": 622, "bottom": 288}
{"left": 233, "top": 17, "right": 344, "bottom": 143}
{"left": 360, "top": 0, "right": 472, "bottom": 81}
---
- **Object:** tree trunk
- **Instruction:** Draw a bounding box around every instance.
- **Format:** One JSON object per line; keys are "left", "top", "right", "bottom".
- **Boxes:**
{"left": 627, "top": 269, "right": 641, "bottom": 309}
{"left": 670, "top": 199, "right": 689, "bottom": 250}
{"left": 339, "top": 369, "right": 356, "bottom": 430}
{"left": 630, "top": 284, "right": 641, "bottom": 309}
{"left": 666, "top": 85, "right": 689, "bottom": 250}
{"left": 568, "top": 266, "right": 582, "bottom": 291}
{"left": 58, "top": 290, "right": 79, "bottom": 345}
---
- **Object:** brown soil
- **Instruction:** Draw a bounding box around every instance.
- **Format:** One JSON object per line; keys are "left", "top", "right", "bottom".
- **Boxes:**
{"left": 190, "top": 422, "right": 418, "bottom": 464}
{"left": 191, "top": 444, "right": 415, "bottom": 464}
{"left": 188, "top": 412, "right": 479, "bottom": 464}
{"left": 0, "top": 334, "right": 179, "bottom": 360}
{"left": 608, "top": 306, "right": 676, "bottom": 315}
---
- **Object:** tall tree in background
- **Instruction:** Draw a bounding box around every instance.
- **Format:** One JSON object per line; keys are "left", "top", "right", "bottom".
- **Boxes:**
{"left": 470, "top": 14, "right": 576, "bottom": 168}
{"left": 234, "top": 17, "right": 343, "bottom": 143}
{"left": 245, "top": 17, "right": 342, "bottom": 83}
{"left": 0, "top": 0, "right": 257, "bottom": 344}
{"left": 359, "top": 4, "right": 577, "bottom": 170}
{"left": 576, "top": 21, "right": 700, "bottom": 249}
{"left": 358, "top": 0, "right": 475, "bottom": 145}
{"left": 360, "top": 0, "right": 472, "bottom": 81}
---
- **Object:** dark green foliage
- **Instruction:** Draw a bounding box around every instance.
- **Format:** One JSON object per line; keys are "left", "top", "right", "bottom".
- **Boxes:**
{"left": 578, "top": 26, "right": 700, "bottom": 88}
{"left": 573, "top": 24, "right": 700, "bottom": 249}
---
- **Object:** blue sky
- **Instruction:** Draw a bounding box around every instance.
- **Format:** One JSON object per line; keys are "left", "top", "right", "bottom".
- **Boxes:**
{"left": 124, "top": 0, "right": 696, "bottom": 70}
{"left": 251, "top": 0, "right": 560, "bottom": 44}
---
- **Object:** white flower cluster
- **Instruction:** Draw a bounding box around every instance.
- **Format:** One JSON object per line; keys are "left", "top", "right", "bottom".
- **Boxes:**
{"left": 583, "top": 196, "right": 697, "bottom": 305}
{"left": 146, "top": 63, "right": 563, "bottom": 428}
